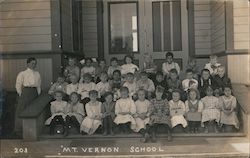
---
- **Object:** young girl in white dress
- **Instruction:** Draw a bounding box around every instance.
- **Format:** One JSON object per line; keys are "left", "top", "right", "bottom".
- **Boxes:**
{"left": 78, "top": 73, "right": 96, "bottom": 103}
{"left": 45, "top": 91, "right": 68, "bottom": 135}
{"left": 219, "top": 86, "right": 239, "bottom": 131}
{"left": 169, "top": 90, "right": 188, "bottom": 130}
{"left": 121, "top": 55, "right": 139, "bottom": 76}
{"left": 201, "top": 86, "right": 220, "bottom": 133}
{"left": 123, "top": 72, "right": 137, "bottom": 98}
{"left": 114, "top": 87, "right": 136, "bottom": 134}
{"left": 64, "top": 92, "right": 85, "bottom": 136}
{"left": 96, "top": 72, "right": 111, "bottom": 99}
{"left": 185, "top": 89, "right": 203, "bottom": 133}
{"left": 66, "top": 74, "right": 79, "bottom": 96}
{"left": 133, "top": 89, "right": 151, "bottom": 143}
{"left": 80, "top": 90, "right": 102, "bottom": 135}
{"left": 108, "top": 57, "right": 121, "bottom": 78}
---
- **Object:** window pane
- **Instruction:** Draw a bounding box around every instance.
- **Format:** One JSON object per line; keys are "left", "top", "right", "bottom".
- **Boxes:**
{"left": 163, "top": 1, "right": 171, "bottom": 51}
{"left": 109, "top": 3, "right": 138, "bottom": 54}
{"left": 172, "top": 1, "right": 182, "bottom": 51}
{"left": 152, "top": 2, "right": 161, "bottom": 52}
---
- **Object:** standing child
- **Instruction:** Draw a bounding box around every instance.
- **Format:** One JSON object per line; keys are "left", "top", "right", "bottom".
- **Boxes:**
{"left": 96, "top": 72, "right": 111, "bottom": 99}
{"left": 169, "top": 90, "right": 187, "bottom": 131}
{"left": 101, "top": 92, "right": 116, "bottom": 135}
{"left": 64, "top": 92, "right": 85, "bottom": 136}
{"left": 114, "top": 87, "right": 136, "bottom": 134}
{"left": 204, "top": 55, "right": 221, "bottom": 76}
{"left": 201, "top": 86, "right": 220, "bottom": 133}
{"left": 166, "top": 69, "right": 182, "bottom": 100}
{"left": 133, "top": 89, "right": 151, "bottom": 143}
{"left": 162, "top": 52, "right": 180, "bottom": 77}
{"left": 66, "top": 74, "right": 79, "bottom": 96}
{"left": 136, "top": 71, "right": 155, "bottom": 99}
{"left": 143, "top": 53, "right": 157, "bottom": 80}
{"left": 64, "top": 57, "right": 80, "bottom": 82}
{"left": 214, "top": 66, "right": 231, "bottom": 96}
{"left": 80, "top": 90, "right": 102, "bottom": 135}
{"left": 45, "top": 91, "right": 67, "bottom": 135}
{"left": 107, "top": 57, "right": 121, "bottom": 78}
{"left": 198, "top": 69, "right": 214, "bottom": 98}
{"left": 185, "top": 89, "right": 203, "bottom": 133}
{"left": 48, "top": 75, "right": 68, "bottom": 95}
{"left": 219, "top": 86, "right": 239, "bottom": 132}
{"left": 78, "top": 73, "right": 96, "bottom": 103}
{"left": 81, "top": 58, "right": 96, "bottom": 78}
{"left": 149, "top": 86, "right": 172, "bottom": 142}
{"left": 121, "top": 55, "right": 139, "bottom": 76}
{"left": 123, "top": 73, "right": 137, "bottom": 98}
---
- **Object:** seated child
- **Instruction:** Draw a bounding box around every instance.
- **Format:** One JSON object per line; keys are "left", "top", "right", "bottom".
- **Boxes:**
{"left": 185, "top": 89, "right": 203, "bottom": 133}
{"left": 133, "top": 89, "right": 151, "bottom": 143}
{"left": 109, "top": 70, "right": 122, "bottom": 101}
{"left": 162, "top": 52, "right": 180, "bottom": 77}
{"left": 214, "top": 66, "right": 231, "bottom": 96}
{"left": 96, "top": 72, "right": 111, "bottom": 99}
{"left": 66, "top": 74, "right": 79, "bottom": 96}
{"left": 123, "top": 73, "right": 137, "bottom": 98}
{"left": 198, "top": 69, "right": 214, "bottom": 98}
{"left": 81, "top": 58, "right": 96, "bottom": 78}
{"left": 101, "top": 92, "right": 116, "bottom": 135}
{"left": 80, "top": 90, "right": 102, "bottom": 135}
{"left": 45, "top": 91, "right": 67, "bottom": 135}
{"left": 78, "top": 73, "right": 96, "bottom": 103}
{"left": 95, "top": 59, "right": 108, "bottom": 83}
{"left": 107, "top": 57, "right": 121, "bottom": 78}
{"left": 169, "top": 90, "right": 187, "bottom": 131}
{"left": 136, "top": 71, "right": 155, "bottom": 99}
{"left": 121, "top": 55, "right": 139, "bottom": 76}
{"left": 182, "top": 69, "right": 198, "bottom": 92}
{"left": 64, "top": 92, "right": 85, "bottom": 136}
{"left": 63, "top": 57, "right": 80, "bottom": 82}
{"left": 204, "top": 55, "right": 221, "bottom": 76}
{"left": 219, "top": 86, "right": 239, "bottom": 131}
{"left": 143, "top": 53, "right": 157, "bottom": 80}
{"left": 166, "top": 69, "right": 182, "bottom": 100}
{"left": 187, "top": 58, "right": 199, "bottom": 79}
{"left": 153, "top": 71, "right": 168, "bottom": 98}
{"left": 201, "top": 86, "right": 220, "bottom": 133}
{"left": 149, "top": 86, "right": 172, "bottom": 142}
{"left": 48, "top": 75, "right": 68, "bottom": 95}
{"left": 114, "top": 87, "right": 136, "bottom": 134}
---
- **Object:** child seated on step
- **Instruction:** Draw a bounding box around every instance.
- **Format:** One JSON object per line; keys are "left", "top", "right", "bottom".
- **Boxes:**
{"left": 133, "top": 89, "right": 151, "bottom": 143}
{"left": 80, "top": 90, "right": 102, "bottom": 135}
{"left": 169, "top": 90, "right": 187, "bottom": 132}
{"left": 101, "top": 92, "right": 116, "bottom": 135}
{"left": 198, "top": 69, "right": 214, "bottom": 98}
{"left": 182, "top": 69, "right": 198, "bottom": 100}
{"left": 121, "top": 55, "right": 139, "bottom": 76}
{"left": 66, "top": 74, "right": 79, "bottom": 96}
{"left": 63, "top": 57, "right": 80, "bottom": 82}
{"left": 149, "top": 86, "right": 172, "bottom": 142}
{"left": 185, "top": 89, "right": 203, "bottom": 133}
{"left": 153, "top": 71, "right": 168, "bottom": 99}
{"left": 114, "top": 87, "right": 136, "bottom": 134}
{"left": 142, "top": 53, "right": 157, "bottom": 80}
{"left": 109, "top": 70, "right": 122, "bottom": 100}
{"left": 201, "top": 86, "right": 220, "bottom": 133}
{"left": 45, "top": 91, "right": 68, "bottom": 135}
{"left": 107, "top": 57, "right": 121, "bottom": 78}
{"left": 96, "top": 72, "right": 111, "bottom": 100}
{"left": 166, "top": 69, "right": 182, "bottom": 100}
{"left": 136, "top": 71, "right": 155, "bottom": 99}
{"left": 64, "top": 92, "right": 85, "bottom": 136}
{"left": 123, "top": 73, "right": 137, "bottom": 99}
{"left": 48, "top": 75, "right": 68, "bottom": 95}
{"left": 162, "top": 52, "right": 180, "bottom": 78}
{"left": 80, "top": 58, "right": 96, "bottom": 79}
{"left": 95, "top": 59, "right": 108, "bottom": 83}
{"left": 219, "top": 86, "right": 239, "bottom": 132}
{"left": 213, "top": 65, "right": 231, "bottom": 96}
{"left": 78, "top": 73, "right": 96, "bottom": 104}
{"left": 187, "top": 58, "right": 199, "bottom": 80}
{"left": 204, "top": 55, "right": 221, "bottom": 77}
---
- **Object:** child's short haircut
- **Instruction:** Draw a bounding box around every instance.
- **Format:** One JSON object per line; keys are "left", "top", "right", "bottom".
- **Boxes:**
{"left": 110, "top": 57, "right": 118, "bottom": 62}
{"left": 165, "top": 52, "right": 174, "bottom": 58}
{"left": 155, "top": 86, "right": 165, "bottom": 93}
{"left": 103, "top": 91, "right": 114, "bottom": 99}
{"left": 156, "top": 71, "right": 163, "bottom": 76}
{"left": 138, "top": 88, "right": 146, "bottom": 94}
{"left": 83, "top": 73, "right": 92, "bottom": 80}
{"left": 186, "top": 68, "right": 193, "bottom": 73}
{"left": 124, "top": 55, "right": 133, "bottom": 63}
{"left": 70, "top": 92, "right": 80, "bottom": 100}
{"left": 172, "top": 89, "right": 182, "bottom": 95}
{"left": 188, "top": 88, "right": 200, "bottom": 100}
{"left": 120, "top": 86, "right": 129, "bottom": 93}
{"left": 140, "top": 71, "right": 148, "bottom": 77}
{"left": 85, "top": 58, "right": 93, "bottom": 63}
{"left": 54, "top": 90, "right": 64, "bottom": 98}
{"left": 89, "top": 90, "right": 98, "bottom": 97}
{"left": 113, "top": 70, "right": 121, "bottom": 75}
{"left": 223, "top": 84, "right": 232, "bottom": 90}
{"left": 201, "top": 68, "right": 210, "bottom": 74}
{"left": 126, "top": 72, "right": 134, "bottom": 77}
{"left": 27, "top": 57, "right": 36, "bottom": 64}
{"left": 98, "top": 58, "right": 106, "bottom": 63}
{"left": 170, "top": 68, "right": 178, "bottom": 74}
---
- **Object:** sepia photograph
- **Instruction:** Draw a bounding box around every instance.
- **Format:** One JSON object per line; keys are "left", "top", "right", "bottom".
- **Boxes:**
{"left": 0, "top": 0, "right": 250, "bottom": 157}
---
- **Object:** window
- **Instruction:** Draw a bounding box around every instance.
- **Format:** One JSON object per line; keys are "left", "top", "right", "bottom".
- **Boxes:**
{"left": 109, "top": 2, "right": 139, "bottom": 54}
{"left": 72, "top": 0, "right": 83, "bottom": 52}
{"left": 152, "top": 0, "right": 182, "bottom": 52}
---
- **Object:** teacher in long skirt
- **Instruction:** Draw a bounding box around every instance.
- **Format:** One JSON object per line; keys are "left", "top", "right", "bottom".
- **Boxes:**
{"left": 15, "top": 57, "right": 41, "bottom": 135}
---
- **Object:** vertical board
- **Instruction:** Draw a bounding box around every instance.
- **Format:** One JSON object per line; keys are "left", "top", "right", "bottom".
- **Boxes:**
{"left": 163, "top": 1, "right": 171, "bottom": 51}
{"left": 152, "top": 2, "right": 162, "bottom": 52}
{"left": 172, "top": 1, "right": 182, "bottom": 51}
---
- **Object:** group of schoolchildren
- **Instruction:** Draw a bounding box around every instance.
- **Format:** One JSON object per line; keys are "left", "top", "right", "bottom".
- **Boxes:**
{"left": 45, "top": 52, "right": 239, "bottom": 143}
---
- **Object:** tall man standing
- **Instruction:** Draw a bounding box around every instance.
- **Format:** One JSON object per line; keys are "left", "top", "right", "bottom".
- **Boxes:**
{"left": 15, "top": 57, "right": 41, "bottom": 135}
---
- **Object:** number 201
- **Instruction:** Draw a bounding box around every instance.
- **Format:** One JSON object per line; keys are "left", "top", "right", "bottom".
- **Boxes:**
{"left": 14, "top": 148, "right": 28, "bottom": 153}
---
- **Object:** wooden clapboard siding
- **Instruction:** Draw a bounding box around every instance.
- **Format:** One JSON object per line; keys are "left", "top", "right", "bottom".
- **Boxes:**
{"left": 233, "top": 0, "right": 249, "bottom": 50}
{"left": 82, "top": 0, "right": 98, "bottom": 58}
{"left": 210, "top": 0, "right": 226, "bottom": 54}
{"left": 0, "top": 0, "right": 51, "bottom": 52}
{"left": 0, "top": 58, "right": 53, "bottom": 91}
{"left": 194, "top": 0, "right": 211, "bottom": 55}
